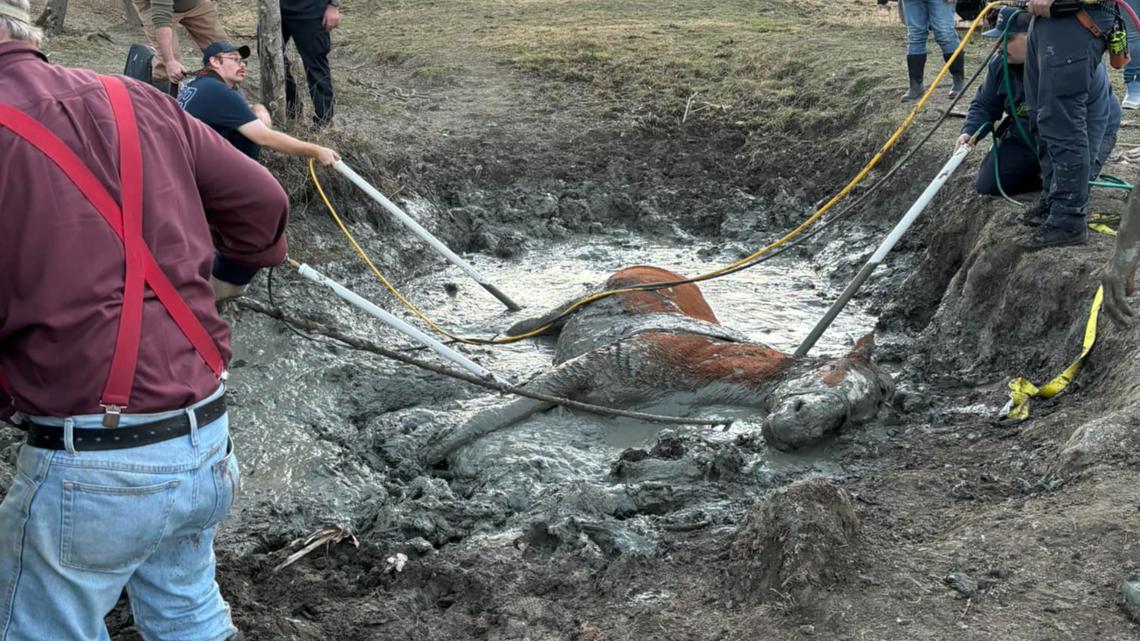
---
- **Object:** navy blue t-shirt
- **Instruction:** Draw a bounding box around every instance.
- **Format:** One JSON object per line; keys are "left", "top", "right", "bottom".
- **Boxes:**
{"left": 177, "top": 73, "right": 260, "bottom": 160}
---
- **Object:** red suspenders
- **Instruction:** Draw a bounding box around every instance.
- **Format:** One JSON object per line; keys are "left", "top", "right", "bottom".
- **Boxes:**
{"left": 0, "top": 76, "right": 225, "bottom": 424}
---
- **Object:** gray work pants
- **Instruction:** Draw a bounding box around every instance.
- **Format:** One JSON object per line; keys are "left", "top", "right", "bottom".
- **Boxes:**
{"left": 1024, "top": 7, "right": 1116, "bottom": 230}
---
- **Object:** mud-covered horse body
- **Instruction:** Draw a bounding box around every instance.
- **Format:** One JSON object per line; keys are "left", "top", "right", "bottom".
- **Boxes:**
{"left": 421, "top": 266, "right": 893, "bottom": 465}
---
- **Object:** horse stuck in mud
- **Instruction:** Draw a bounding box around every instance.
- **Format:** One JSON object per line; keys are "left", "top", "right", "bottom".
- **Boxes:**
{"left": 422, "top": 265, "right": 895, "bottom": 465}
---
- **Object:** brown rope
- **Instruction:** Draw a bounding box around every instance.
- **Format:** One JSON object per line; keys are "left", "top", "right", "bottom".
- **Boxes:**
{"left": 234, "top": 297, "right": 733, "bottom": 429}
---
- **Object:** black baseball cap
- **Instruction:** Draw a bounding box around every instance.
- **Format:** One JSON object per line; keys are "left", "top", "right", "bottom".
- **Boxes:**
{"left": 202, "top": 41, "right": 251, "bottom": 66}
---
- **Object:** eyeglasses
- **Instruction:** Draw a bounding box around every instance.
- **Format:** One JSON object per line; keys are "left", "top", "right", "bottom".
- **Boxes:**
{"left": 217, "top": 54, "right": 247, "bottom": 65}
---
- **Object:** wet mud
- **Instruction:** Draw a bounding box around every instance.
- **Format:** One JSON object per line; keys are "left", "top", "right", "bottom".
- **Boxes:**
{"left": 9, "top": 0, "right": 1140, "bottom": 638}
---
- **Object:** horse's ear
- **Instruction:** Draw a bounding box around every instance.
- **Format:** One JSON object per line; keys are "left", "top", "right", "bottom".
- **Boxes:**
{"left": 848, "top": 331, "right": 875, "bottom": 362}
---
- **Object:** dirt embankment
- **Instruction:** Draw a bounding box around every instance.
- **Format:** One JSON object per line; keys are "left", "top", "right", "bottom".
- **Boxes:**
{"left": 9, "top": 0, "right": 1140, "bottom": 639}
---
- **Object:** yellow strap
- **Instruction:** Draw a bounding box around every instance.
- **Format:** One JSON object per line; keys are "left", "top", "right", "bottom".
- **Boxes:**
{"left": 1089, "top": 223, "right": 1118, "bottom": 236}
{"left": 1001, "top": 285, "right": 1103, "bottom": 422}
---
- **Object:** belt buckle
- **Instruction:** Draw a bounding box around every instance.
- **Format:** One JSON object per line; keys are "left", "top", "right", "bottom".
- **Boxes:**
{"left": 101, "top": 404, "right": 123, "bottom": 428}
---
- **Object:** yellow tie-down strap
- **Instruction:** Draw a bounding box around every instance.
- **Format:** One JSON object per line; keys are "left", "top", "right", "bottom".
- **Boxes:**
{"left": 1000, "top": 285, "right": 1104, "bottom": 422}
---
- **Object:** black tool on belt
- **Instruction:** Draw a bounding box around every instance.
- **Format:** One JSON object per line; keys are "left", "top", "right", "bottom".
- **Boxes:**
{"left": 19, "top": 394, "right": 227, "bottom": 451}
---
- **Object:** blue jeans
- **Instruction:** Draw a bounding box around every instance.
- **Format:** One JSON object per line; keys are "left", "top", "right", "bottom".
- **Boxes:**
{"left": 1124, "top": 0, "right": 1140, "bottom": 83}
{"left": 903, "top": 0, "right": 961, "bottom": 56}
{"left": 0, "top": 386, "right": 238, "bottom": 641}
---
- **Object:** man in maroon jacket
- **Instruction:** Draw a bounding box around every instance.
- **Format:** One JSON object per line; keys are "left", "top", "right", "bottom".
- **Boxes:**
{"left": 0, "top": 1, "right": 288, "bottom": 639}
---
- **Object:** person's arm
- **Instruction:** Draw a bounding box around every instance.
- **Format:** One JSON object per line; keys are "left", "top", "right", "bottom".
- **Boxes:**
{"left": 151, "top": 0, "right": 188, "bottom": 82}
{"left": 958, "top": 58, "right": 1003, "bottom": 148}
{"left": 237, "top": 119, "right": 340, "bottom": 165}
{"left": 178, "top": 105, "right": 290, "bottom": 289}
{"left": 1104, "top": 192, "right": 1140, "bottom": 327}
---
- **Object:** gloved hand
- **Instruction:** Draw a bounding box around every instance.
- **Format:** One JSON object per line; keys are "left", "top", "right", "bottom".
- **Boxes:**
{"left": 210, "top": 276, "right": 249, "bottom": 303}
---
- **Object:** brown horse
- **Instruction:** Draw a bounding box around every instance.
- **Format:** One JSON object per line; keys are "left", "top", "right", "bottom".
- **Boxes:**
{"left": 421, "top": 266, "right": 893, "bottom": 465}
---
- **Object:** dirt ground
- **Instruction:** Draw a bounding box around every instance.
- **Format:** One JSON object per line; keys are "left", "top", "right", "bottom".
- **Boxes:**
{"left": 9, "top": 0, "right": 1140, "bottom": 638}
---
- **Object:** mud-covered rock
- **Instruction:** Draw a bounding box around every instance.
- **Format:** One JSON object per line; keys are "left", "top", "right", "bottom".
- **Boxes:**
{"left": 726, "top": 476, "right": 859, "bottom": 609}
{"left": 1052, "top": 410, "right": 1140, "bottom": 476}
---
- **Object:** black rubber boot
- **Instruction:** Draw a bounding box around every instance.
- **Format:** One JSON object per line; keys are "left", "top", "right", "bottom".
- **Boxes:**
{"left": 1016, "top": 224, "right": 1088, "bottom": 251}
{"left": 901, "top": 53, "right": 926, "bottom": 102}
{"left": 946, "top": 52, "right": 966, "bottom": 99}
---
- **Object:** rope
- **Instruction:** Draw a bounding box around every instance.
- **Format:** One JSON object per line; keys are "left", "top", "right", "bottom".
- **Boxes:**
{"left": 235, "top": 295, "right": 733, "bottom": 429}
{"left": 306, "top": 3, "right": 1008, "bottom": 344}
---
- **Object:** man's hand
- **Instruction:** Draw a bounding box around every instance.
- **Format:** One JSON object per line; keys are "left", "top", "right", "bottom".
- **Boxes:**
{"left": 1027, "top": 0, "right": 1054, "bottom": 18}
{"left": 209, "top": 276, "right": 249, "bottom": 303}
{"left": 167, "top": 59, "right": 188, "bottom": 84}
{"left": 251, "top": 103, "right": 273, "bottom": 128}
{"left": 314, "top": 146, "right": 340, "bottom": 166}
{"left": 323, "top": 5, "right": 340, "bottom": 30}
{"left": 954, "top": 133, "right": 972, "bottom": 153}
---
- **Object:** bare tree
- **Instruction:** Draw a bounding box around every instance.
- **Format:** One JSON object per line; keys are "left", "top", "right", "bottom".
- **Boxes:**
{"left": 34, "top": 0, "right": 67, "bottom": 36}
{"left": 257, "top": 0, "right": 287, "bottom": 123}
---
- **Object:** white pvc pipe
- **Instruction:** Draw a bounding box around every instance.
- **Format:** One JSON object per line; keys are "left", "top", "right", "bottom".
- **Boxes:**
{"left": 795, "top": 145, "right": 970, "bottom": 358}
{"left": 867, "top": 144, "right": 971, "bottom": 265}
{"left": 333, "top": 161, "right": 520, "bottom": 311}
{"left": 296, "top": 263, "right": 511, "bottom": 386}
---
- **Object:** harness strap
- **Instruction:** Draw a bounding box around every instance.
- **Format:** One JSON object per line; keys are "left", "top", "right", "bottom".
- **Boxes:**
{"left": 1076, "top": 9, "right": 1105, "bottom": 37}
{"left": 0, "top": 76, "right": 225, "bottom": 415}
{"left": 99, "top": 76, "right": 147, "bottom": 408}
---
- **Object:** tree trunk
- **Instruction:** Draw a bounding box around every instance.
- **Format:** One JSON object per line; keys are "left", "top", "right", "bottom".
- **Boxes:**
{"left": 121, "top": 0, "right": 143, "bottom": 30}
{"left": 34, "top": 0, "right": 68, "bottom": 36}
{"left": 257, "top": 0, "right": 287, "bottom": 124}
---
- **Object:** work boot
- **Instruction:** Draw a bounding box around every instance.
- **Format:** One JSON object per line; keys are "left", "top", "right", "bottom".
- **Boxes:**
{"left": 1123, "top": 80, "right": 1140, "bottom": 109}
{"left": 1016, "top": 224, "right": 1088, "bottom": 251}
{"left": 1006, "top": 200, "right": 1049, "bottom": 227}
{"left": 946, "top": 52, "right": 966, "bottom": 100}
{"left": 901, "top": 53, "right": 926, "bottom": 102}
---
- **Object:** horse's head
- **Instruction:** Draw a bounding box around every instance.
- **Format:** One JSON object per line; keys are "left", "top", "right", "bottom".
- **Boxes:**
{"left": 762, "top": 333, "right": 894, "bottom": 451}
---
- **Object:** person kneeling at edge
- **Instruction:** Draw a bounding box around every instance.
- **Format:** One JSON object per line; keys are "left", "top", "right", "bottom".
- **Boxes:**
{"left": 178, "top": 41, "right": 339, "bottom": 167}
{"left": 1103, "top": 184, "right": 1140, "bottom": 328}
{"left": 954, "top": 7, "right": 1120, "bottom": 199}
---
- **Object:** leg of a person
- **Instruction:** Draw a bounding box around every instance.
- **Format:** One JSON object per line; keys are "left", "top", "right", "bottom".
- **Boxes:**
{"left": 903, "top": 0, "right": 931, "bottom": 55}
{"left": 1025, "top": 16, "right": 1052, "bottom": 209}
{"left": 128, "top": 414, "right": 238, "bottom": 641}
{"left": 985, "top": 136, "right": 1043, "bottom": 196}
{"left": 1124, "top": 0, "right": 1140, "bottom": 91}
{"left": 0, "top": 428, "right": 197, "bottom": 641}
{"left": 1035, "top": 13, "right": 1111, "bottom": 230}
{"left": 928, "top": 0, "right": 962, "bottom": 56}
{"left": 133, "top": 0, "right": 167, "bottom": 81}
{"left": 282, "top": 18, "right": 299, "bottom": 120}
{"left": 178, "top": 0, "right": 229, "bottom": 54}
{"left": 1088, "top": 65, "right": 1122, "bottom": 176}
{"left": 289, "top": 16, "right": 334, "bottom": 125}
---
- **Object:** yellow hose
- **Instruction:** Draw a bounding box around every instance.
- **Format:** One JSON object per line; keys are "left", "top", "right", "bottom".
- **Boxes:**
{"left": 308, "top": 1, "right": 1004, "bottom": 344}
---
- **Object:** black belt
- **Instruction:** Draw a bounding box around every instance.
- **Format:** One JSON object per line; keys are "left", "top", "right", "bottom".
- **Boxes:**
{"left": 22, "top": 395, "right": 227, "bottom": 451}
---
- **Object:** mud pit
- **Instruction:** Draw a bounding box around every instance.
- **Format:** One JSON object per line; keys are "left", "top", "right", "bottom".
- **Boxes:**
{"left": 12, "top": 0, "right": 1140, "bottom": 637}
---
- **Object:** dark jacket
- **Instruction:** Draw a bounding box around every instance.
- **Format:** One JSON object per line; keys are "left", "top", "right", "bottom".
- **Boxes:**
{"left": 963, "top": 53, "right": 1027, "bottom": 141}
{"left": 0, "top": 41, "right": 289, "bottom": 418}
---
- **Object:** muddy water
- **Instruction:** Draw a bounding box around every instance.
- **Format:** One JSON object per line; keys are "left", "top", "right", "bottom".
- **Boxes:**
{"left": 223, "top": 230, "right": 877, "bottom": 552}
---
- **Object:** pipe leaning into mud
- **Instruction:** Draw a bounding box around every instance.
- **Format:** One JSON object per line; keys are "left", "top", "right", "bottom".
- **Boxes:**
{"left": 291, "top": 259, "right": 511, "bottom": 385}
{"left": 332, "top": 161, "right": 522, "bottom": 311}
{"left": 795, "top": 145, "right": 972, "bottom": 358}
{"left": 235, "top": 296, "right": 734, "bottom": 429}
